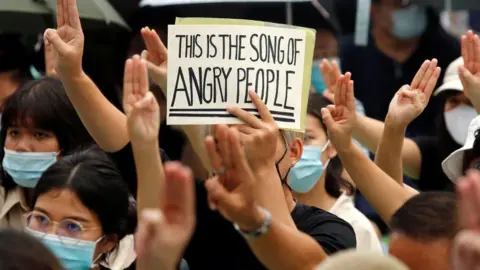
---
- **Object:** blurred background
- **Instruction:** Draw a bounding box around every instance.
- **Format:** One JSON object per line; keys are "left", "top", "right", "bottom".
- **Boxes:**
{"left": 1, "top": 0, "right": 480, "bottom": 242}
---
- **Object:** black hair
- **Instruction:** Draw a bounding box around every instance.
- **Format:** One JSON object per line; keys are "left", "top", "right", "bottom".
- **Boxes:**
{"left": 390, "top": 192, "right": 459, "bottom": 241}
{"left": 0, "top": 229, "right": 63, "bottom": 270}
{"left": 32, "top": 147, "right": 137, "bottom": 261}
{"left": 307, "top": 93, "right": 355, "bottom": 197}
{"left": 0, "top": 77, "right": 94, "bottom": 190}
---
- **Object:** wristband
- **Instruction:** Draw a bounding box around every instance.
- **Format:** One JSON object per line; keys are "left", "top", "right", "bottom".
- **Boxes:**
{"left": 233, "top": 206, "right": 272, "bottom": 239}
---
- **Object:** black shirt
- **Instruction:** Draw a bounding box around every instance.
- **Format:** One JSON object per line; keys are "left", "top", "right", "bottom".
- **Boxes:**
{"left": 110, "top": 146, "right": 356, "bottom": 270}
{"left": 412, "top": 136, "right": 454, "bottom": 191}
{"left": 185, "top": 178, "right": 356, "bottom": 270}
{"left": 339, "top": 8, "right": 460, "bottom": 137}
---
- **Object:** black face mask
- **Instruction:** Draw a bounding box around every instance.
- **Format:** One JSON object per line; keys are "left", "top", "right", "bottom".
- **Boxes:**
{"left": 275, "top": 145, "right": 292, "bottom": 191}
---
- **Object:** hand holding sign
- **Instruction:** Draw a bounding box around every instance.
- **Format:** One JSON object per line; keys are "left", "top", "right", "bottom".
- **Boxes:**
{"left": 124, "top": 55, "right": 160, "bottom": 143}
{"left": 460, "top": 30, "right": 480, "bottom": 112}
{"left": 321, "top": 73, "right": 356, "bottom": 154}
{"left": 319, "top": 59, "right": 341, "bottom": 103}
{"left": 141, "top": 27, "right": 168, "bottom": 91}
{"left": 228, "top": 91, "right": 279, "bottom": 171}
{"left": 43, "top": 0, "right": 84, "bottom": 79}
{"left": 386, "top": 59, "right": 441, "bottom": 127}
{"left": 204, "top": 125, "right": 265, "bottom": 232}
{"left": 136, "top": 162, "right": 195, "bottom": 270}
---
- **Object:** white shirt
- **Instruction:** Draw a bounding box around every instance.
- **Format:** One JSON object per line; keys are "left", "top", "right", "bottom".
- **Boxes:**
{"left": 329, "top": 193, "right": 383, "bottom": 253}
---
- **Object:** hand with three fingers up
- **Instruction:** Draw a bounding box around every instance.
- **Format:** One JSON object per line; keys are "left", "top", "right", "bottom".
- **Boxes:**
{"left": 460, "top": 30, "right": 480, "bottom": 113}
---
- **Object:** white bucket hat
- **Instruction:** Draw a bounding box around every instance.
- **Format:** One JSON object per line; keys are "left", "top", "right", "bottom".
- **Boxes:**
{"left": 434, "top": 57, "right": 463, "bottom": 96}
{"left": 442, "top": 115, "right": 480, "bottom": 182}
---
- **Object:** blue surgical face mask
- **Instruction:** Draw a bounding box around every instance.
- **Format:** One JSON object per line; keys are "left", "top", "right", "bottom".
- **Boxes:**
{"left": 26, "top": 228, "right": 104, "bottom": 270}
{"left": 311, "top": 57, "right": 341, "bottom": 94}
{"left": 392, "top": 5, "right": 427, "bottom": 40}
{"left": 2, "top": 148, "right": 58, "bottom": 188}
{"left": 290, "top": 143, "right": 330, "bottom": 193}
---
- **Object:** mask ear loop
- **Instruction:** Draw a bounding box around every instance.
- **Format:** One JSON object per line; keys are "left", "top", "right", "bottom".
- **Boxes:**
{"left": 91, "top": 236, "right": 107, "bottom": 268}
{"left": 276, "top": 134, "right": 293, "bottom": 191}
{"left": 321, "top": 140, "right": 331, "bottom": 170}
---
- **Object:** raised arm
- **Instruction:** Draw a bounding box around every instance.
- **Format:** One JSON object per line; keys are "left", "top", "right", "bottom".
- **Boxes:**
{"left": 44, "top": 0, "right": 129, "bottom": 152}
{"left": 321, "top": 74, "right": 414, "bottom": 224}
{"left": 204, "top": 125, "right": 326, "bottom": 269}
{"left": 460, "top": 30, "right": 480, "bottom": 113}
{"left": 376, "top": 59, "right": 440, "bottom": 184}
{"left": 141, "top": 28, "right": 211, "bottom": 171}
{"left": 320, "top": 59, "right": 423, "bottom": 179}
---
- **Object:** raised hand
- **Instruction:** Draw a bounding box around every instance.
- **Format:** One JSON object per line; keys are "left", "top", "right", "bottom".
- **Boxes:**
{"left": 43, "top": 0, "right": 84, "bottom": 78}
{"left": 460, "top": 30, "right": 480, "bottom": 112}
{"left": 44, "top": 37, "right": 57, "bottom": 77}
{"left": 321, "top": 73, "right": 356, "bottom": 153}
{"left": 204, "top": 125, "right": 265, "bottom": 232}
{"left": 387, "top": 59, "right": 441, "bottom": 127}
{"left": 226, "top": 91, "right": 278, "bottom": 171}
{"left": 141, "top": 27, "right": 168, "bottom": 91}
{"left": 136, "top": 162, "right": 195, "bottom": 270}
{"left": 123, "top": 55, "right": 160, "bottom": 143}
{"left": 453, "top": 171, "right": 480, "bottom": 270}
{"left": 319, "top": 59, "right": 341, "bottom": 102}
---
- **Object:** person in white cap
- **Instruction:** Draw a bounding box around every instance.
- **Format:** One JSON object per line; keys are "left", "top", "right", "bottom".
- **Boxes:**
{"left": 320, "top": 52, "right": 477, "bottom": 192}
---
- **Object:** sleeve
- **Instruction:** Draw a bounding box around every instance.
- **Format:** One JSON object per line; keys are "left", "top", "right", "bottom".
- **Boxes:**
{"left": 411, "top": 136, "right": 446, "bottom": 191}
{"left": 307, "top": 218, "right": 357, "bottom": 255}
{"left": 108, "top": 143, "right": 170, "bottom": 197}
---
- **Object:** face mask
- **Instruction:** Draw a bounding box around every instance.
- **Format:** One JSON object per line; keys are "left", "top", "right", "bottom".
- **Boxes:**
{"left": 311, "top": 57, "right": 341, "bottom": 94}
{"left": 392, "top": 5, "right": 427, "bottom": 40}
{"left": 290, "top": 143, "right": 330, "bottom": 193}
{"left": 2, "top": 148, "right": 58, "bottom": 188}
{"left": 26, "top": 228, "right": 104, "bottom": 270}
{"left": 445, "top": 104, "right": 477, "bottom": 145}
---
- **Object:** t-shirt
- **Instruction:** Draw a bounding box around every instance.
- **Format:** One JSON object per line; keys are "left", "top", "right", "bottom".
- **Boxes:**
{"left": 412, "top": 136, "right": 455, "bottom": 191}
{"left": 110, "top": 146, "right": 356, "bottom": 270}
{"left": 185, "top": 179, "right": 356, "bottom": 270}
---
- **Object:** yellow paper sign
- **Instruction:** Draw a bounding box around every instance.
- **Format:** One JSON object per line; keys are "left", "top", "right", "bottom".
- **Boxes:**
{"left": 167, "top": 17, "right": 315, "bottom": 132}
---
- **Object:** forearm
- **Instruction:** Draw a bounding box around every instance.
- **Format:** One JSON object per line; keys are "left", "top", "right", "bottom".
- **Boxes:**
{"left": 338, "top": 142, "right": 412, "bottom": 224}
{"left": 60, "top": 72, "right": 129, "bottom": 152}
{"left": 353, "top": 115, "right": 385, "bottom": 152}
{"left": 182, "top": 125, "right": 211, "bottom": 172}
{"left": 132, "top": 140, "right": 164, "bottom": 212}
{"left": 255, "top": 166, "right": 296, "bottom": 228}
{"left": 246, "top": 220, "right": 326, "bottom": 270}
{"left": 374, "top": 118, "right": 407, "bottom": 185}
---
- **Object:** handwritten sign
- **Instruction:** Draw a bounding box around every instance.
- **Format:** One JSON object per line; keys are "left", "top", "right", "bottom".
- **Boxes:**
{"left": 167, "top": 18, "right": 315, "bottom": 131}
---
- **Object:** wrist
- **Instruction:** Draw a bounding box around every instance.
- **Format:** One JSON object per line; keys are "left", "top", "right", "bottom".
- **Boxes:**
{"left": 131, "top": 139, "right": 159, "bottom": 152}
{"left": 385, "top": 114, "right": 409, "bottom": 129}
{"left": 336, "top": 140, "right": 355, "bottom": 156}
{"left": 236, "top": 205, "right": 267, "bottom": 233}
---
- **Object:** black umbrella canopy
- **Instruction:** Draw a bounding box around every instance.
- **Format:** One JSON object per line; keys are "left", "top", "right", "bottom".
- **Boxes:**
{"left": 132, "top": 0, "right": 339, "bottom": 33}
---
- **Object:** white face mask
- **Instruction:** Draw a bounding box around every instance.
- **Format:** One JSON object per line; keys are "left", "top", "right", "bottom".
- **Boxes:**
{"left": 444, "top": 104, "right": 477, "bottom": 145}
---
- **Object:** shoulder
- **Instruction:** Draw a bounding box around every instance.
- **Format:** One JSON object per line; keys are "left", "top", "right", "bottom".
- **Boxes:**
{"left": 293, "top": 204, "right": 357, "bottom": 254}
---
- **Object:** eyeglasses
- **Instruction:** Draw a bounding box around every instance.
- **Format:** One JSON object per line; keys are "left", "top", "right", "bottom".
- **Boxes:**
{"left": 23, "top": 212, "right": 100, "bottom": 244}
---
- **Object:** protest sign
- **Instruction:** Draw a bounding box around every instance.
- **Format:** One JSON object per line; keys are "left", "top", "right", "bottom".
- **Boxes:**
{"left": 167, "top": 18, "right": 315, "bottom": 131}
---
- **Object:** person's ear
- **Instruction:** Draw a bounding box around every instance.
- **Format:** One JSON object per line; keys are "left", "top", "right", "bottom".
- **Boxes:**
{"left": 326, "top": 141, "right": 337, "bottom": 160}
{"left": 99, "top": 234, "right": 118, "bottom": 255}
{"left": 288, "top": 138, "right": 303, "bottom": 166}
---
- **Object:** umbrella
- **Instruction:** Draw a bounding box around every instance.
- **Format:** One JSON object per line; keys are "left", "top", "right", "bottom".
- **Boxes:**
{"left": 0, "top": 0, "right": 129, "bottom": 34}
{"left": 137, "top": 0, "right": 338, "bottom": 31}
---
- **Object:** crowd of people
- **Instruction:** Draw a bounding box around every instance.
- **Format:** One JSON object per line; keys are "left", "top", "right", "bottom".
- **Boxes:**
{"left": 0, "top": 0, "right": 480, "bottom": 269}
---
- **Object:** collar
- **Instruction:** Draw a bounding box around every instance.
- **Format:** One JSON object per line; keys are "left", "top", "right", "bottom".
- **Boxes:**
{"left": 0, "top": 187, "right": 29, "bottom": 220}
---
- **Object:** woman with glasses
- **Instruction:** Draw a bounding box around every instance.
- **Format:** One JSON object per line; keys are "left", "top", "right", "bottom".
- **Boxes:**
{"left": 0, "top": 77, "right": 94, "bottom": 229}
{"left": 25, "top": 147, "right": 136, "bottom": 270}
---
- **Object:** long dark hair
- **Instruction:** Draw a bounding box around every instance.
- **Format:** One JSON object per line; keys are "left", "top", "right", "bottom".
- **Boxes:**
{"left": 32, "top": 147, "right": 137, "bottom": 263}
{"left": 307, "top": 93, "right": 355, "bottom": 197}
{"left": 0, "top": 77, "right": 94, "bottom": 190}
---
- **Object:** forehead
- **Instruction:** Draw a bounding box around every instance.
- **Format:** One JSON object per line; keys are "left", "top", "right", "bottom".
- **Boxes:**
{"left": 35, "top": 189, "right": 98, "bottom": 223}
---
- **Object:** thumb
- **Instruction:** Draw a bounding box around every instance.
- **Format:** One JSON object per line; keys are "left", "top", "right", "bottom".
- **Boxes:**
{"left": 134, "top": 92, "right": 157, "bottom": 110}
{"left": 44, "top": 29, "right": 68, "bottom": 55}
{"left": 460, "top": 65, "right": 476, "bottom": 84}
{"left": 205, "top": 178, "right": 235, "bottom": 209}
{"left": 321, "top": 107, "right": 336, "bottom": 130}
